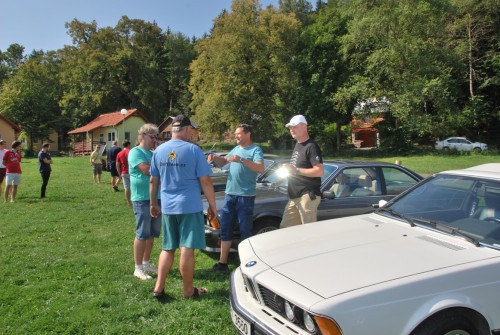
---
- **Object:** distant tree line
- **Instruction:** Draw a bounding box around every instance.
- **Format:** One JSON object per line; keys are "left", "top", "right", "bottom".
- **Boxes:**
{"left": 0, "top": 0, "right": 498, "bottom": 154}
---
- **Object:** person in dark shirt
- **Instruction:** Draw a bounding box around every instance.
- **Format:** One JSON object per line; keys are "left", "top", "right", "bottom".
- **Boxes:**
{"left": 38, "top": 143, "right": 52, "bottom": 198}
{"left": 108, "top": 141, "right": 122, "bottom": 191}
{"left": 280, "top": 115, "right": 324, "bottom": 228}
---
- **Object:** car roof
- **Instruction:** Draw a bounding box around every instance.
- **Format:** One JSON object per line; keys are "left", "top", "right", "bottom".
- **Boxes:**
{"left": 438, "top": 163, "right": 500, "bottom": 180}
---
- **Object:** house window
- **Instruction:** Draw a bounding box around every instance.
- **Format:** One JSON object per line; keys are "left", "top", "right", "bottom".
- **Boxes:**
{"left": 125, "top": 132, "right": 130, "bottom": 141}
{"left": 108, "top": 132, "right": 116, "bottom": 141}
{"left": 99, "top": 134, "right": 104, "bottom": 143}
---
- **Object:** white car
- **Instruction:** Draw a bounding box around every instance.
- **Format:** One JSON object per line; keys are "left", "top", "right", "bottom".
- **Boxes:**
{"left": 230, "top": 163, "right": 500, "bottom": 335}
{"left": 435, "top": 137, "right": 488, "bottom": 152}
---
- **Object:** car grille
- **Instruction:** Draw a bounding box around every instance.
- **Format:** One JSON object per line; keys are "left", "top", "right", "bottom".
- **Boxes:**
{"left": 258, "top": 284, "right": 283, "bottom": 313}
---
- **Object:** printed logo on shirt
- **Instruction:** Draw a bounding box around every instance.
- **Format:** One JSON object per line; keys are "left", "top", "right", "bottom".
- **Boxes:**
{"left": 169, "top": 151, "right": 176, "bottom": 160}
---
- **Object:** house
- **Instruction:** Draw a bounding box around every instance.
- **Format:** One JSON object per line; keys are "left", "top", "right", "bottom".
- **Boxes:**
{"left": 0, "top": 114, "right": 22, "bottom": 147}
{"left": 31, "top": 130, "right": 61, "bottom": 152}
{"left": 351, "top": 97, "right": 388, "bottom": 148}
{"left": 158, "top": 115, "right": 200, "bottom": 143}
{"left": 68, "top": 109, "right": 149, "bottom": 155}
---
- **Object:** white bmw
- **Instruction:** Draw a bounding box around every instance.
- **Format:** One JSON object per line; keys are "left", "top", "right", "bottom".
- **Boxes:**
{"left": 230, "top": 163, "right": 500, "bottom": 335}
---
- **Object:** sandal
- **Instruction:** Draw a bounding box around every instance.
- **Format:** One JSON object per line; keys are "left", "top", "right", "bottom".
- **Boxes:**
{"left": 186, "top": 287, "right": 207, "bottom": 299}
{"left": 152, "top": 289, "right": 165, "bottom": 299}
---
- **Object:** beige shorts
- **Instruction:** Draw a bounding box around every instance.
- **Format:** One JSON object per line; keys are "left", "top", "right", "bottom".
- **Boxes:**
{"left": 280, "top": 193, "right": 321, "bottom": 229}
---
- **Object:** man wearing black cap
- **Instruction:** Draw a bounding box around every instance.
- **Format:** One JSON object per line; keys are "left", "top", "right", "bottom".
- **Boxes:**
{"left": 150, "top": 114, "right": 218, "bottom": 299}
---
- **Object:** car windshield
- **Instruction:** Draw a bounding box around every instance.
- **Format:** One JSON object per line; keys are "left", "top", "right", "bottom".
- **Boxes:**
{"left": 380, "top": 174, "right": 500, "bottom": 249}
{"left": 259, "top": 162, "right": 337, "bottom": 187}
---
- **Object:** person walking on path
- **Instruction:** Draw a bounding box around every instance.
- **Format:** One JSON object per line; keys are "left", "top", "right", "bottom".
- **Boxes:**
{"left": 0, "top": 140, "right": 7, "bottom": 198}
{"left": 90, "top": 144, "right": 103, "bottom": 183}
{"left": 108, "top": 140, "right": 122, "bottom": 191}
{"left": 38, "top": 143, "right": 52, "bottom": 198}
{"left": 207, "top": 124, "right": 264, "bottom": 272}
{"left": 116, "top": 140, "right": 131, "bottom": 206}
{"left": 279, "top": 115, "right": 324, "bottom": 228}
{"left": 3, "top": 141, "right": 22, "bottom": 203}
{"left": 128, "top": 124, "right": 162, "bottom": 281}
{"left": 150, "top": 114, "right": 218, "bottom": 299}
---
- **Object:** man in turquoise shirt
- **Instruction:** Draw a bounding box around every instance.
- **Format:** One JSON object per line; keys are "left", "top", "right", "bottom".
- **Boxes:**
{"left": 207, "top": 124, "right": 264, "bottom": 272}
{"left": 128, "top": 123, "right": 161, "bottom": 281}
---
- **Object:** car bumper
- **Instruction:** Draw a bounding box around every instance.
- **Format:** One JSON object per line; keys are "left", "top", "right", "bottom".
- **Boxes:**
{"left": 229, "top": 267, "right": 308, "bottom": 335}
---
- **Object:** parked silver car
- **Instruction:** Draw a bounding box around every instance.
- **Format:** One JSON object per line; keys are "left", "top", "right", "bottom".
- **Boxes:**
{"left": 230, "top": 163, "right": 500, "bottom": 335}
{"left": 435, "top": 137, "right": 488, "bottom": 152}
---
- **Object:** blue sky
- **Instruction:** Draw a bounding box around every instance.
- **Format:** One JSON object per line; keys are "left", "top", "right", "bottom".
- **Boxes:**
{"left": 0, "top": 0, "right": 279, "bottom": 53}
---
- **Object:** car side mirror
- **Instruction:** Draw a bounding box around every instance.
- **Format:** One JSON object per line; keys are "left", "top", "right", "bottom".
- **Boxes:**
{"left": 374, "top": 199, "right": 388, "bottom": 208}
{"left": 323, "top": 191, "right": 336, "bottom": 199}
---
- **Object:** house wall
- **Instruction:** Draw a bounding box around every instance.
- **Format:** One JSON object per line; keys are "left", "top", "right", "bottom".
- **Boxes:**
{"left": 0, "top": 120, "right": 18, "bottom": 147}
{"left": 87, "top": 115, "right": 146, "bottom": 149}
{"left": 32, "top": 131, "right": 60, "bottom": 152}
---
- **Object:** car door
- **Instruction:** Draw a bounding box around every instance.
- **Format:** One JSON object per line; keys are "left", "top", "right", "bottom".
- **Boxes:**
{"left": 317, "top": 167, "right": 385, "bottom": 220}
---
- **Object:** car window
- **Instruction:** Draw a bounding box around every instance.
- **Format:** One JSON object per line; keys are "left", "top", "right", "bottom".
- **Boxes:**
{"left": 382, "top": 167, "right": 419, "bottom": 195}
{"left": 327, "top": 167, "right": 379, "bottom": 197}
{"left": 386, "top": 176, "right": 500, "bottom": 247}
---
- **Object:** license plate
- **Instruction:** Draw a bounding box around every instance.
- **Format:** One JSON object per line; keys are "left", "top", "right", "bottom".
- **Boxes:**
{"left": 231, "top": 307, "right": 251, "bottom": 335}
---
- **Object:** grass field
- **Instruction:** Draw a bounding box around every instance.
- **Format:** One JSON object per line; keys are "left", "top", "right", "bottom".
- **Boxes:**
{"left": 1, "top": 153, "right": 499, "bottom": 334}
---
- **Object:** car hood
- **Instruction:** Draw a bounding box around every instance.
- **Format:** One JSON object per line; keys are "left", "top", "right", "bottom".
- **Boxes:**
{"left": 246, "top": 214, "right": 498, "bottom": 298}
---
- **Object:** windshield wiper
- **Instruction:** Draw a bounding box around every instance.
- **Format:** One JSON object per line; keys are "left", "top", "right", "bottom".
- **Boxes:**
{"left": 412, "top": 218, "right": 480, "bottom": 247}
{"left": 376, "top": 207, "right": 415, "bottom": 227}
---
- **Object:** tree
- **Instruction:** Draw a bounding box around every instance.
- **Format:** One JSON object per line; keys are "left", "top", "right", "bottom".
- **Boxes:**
{"left": 189, "top": 0, "right": 302, "bottom": 140}
{"left": 0, "top": 52, "right": 62, "bottom": 154}
{"left": 339, "top": 0, "right": 458, "bottom": 145}
{"left": 0, "top": 43, "right": 25, "bottom": 86}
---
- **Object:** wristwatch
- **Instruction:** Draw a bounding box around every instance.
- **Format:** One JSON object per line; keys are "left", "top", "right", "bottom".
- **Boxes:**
{"left": 295, "top": 167, "right": 300, "bottom": 175}
{"left": 240, "top": 157, "right": 246, "bottom": 163}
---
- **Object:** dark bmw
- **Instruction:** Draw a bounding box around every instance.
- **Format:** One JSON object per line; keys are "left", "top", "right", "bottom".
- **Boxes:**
{"left": 203, "top": 160, "right": 423, "bottom": 251}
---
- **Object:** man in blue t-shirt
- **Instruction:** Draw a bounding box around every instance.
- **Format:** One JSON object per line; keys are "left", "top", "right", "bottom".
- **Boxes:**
{"left": 150, "top": 114, "right": 217, "bottom": 299}
{"left": 207, "top": 124, "right": 264, "bottom": 272}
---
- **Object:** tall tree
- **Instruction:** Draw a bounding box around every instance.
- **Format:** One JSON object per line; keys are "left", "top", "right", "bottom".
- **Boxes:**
{"left": 0, "top": 51, "right": 62, "bottom": 153}
{"left": 0, "top": 43, "right": 26, "bottom": 86}
{"left": 189, "top": 0, "right": 301, "bottom": 140}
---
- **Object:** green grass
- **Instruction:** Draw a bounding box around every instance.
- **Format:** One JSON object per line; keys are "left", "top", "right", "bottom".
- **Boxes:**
{"left": 1, "top": 153, "right": 499, "bottom": 334}
{"left": 0, "top": 156, "right": 239, "bottom": 335}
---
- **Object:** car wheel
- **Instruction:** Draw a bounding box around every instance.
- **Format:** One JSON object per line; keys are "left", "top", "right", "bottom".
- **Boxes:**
{"left": 252, "top": 218, "right": 280, "bottom": 235}
{"left": 473, "top": 147, "right": 482, "bottom": 153}
{"left": 443, "top": 147, "right": 450, "bottom": 151}
{"left": 410, "top": 310, "right": 487, "bottom": 335}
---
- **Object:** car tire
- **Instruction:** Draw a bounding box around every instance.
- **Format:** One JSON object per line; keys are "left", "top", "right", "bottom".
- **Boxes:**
{"left": 473, "top": 147, "right": 482, "bottom": 153}
{"left": 410, "top": 310, "right": 488, "bottom": 335}
{"left": 252, "top": 218, "right": 280, "bottom": 235}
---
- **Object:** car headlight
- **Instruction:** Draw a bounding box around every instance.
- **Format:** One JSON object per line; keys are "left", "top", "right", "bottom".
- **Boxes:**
{"left": 284, "top": 301, "right": 298, "bottom": 322}
{"left": 303, "top": 312, "right": 317, "bottom": 333}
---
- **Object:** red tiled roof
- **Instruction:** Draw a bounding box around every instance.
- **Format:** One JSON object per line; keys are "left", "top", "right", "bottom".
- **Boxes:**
{"left": 0, "top": 114, "right": 22, "bottom": 132}
{"left": 68, "top": 109, "right": 148, "bottom": 134}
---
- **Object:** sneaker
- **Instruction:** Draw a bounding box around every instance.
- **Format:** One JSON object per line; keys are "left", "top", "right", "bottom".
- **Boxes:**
{"left": 134, "top": 268, "right": 152, "bottom": 280}
{"left": 209, "top": 262, "right": 229, "bottom": 272}
{"left": 143, "top": 263, "right": 158, "bottom": 274}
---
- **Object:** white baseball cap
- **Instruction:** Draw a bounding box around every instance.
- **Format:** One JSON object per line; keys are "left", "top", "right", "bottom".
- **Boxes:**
{"left": 285, "top": 115, "right": 307, "bottom": 128}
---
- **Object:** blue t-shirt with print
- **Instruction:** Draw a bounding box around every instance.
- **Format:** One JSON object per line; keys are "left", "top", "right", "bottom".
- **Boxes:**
{"left": 150, "top": 139, "right": 212, "bottom": 214}
{"left": 225, "top": 144, "right": 264, "bottom": 196}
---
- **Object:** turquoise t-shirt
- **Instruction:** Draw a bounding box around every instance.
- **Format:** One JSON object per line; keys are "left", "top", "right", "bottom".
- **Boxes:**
{"left": 225, "top": 144, "right": 264, "bottom": 196}
{"left": 128, "top": 146, "right": 159, "bottom": 202}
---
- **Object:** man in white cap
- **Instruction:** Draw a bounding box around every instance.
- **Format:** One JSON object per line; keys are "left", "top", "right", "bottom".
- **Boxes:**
{"left": 280, "top": 115, "right": 324, "bottom": 228}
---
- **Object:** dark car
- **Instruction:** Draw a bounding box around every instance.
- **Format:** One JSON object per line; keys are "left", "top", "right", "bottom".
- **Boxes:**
{"left": 203, "top": 160, "right": 423, "bottom": 251}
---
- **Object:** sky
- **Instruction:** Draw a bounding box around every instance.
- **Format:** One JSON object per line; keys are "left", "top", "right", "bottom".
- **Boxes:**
{"left": 0, "top": 0, "right": 279, "bottom": 53}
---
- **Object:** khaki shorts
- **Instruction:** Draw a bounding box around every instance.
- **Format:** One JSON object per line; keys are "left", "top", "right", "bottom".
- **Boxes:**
{"left": 6, "top": 173, "right": 22, "bottom": 185}
{"left": 280, "top": 193, "right": 321, "bottom": 229}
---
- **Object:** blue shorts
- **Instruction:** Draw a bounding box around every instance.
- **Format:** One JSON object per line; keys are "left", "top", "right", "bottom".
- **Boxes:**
{"left": 121, "top": 174, "right": 130, "bottom": 190}
{"left": 220, "top": 194, "right": 255, "bottom": 241}
{"left": 132, "top": 200, "right": 162, "bottom": 240}
{"left": 162, "top": 212, "right": 206, "bottom": 250}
